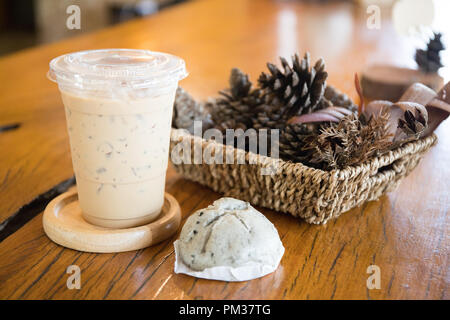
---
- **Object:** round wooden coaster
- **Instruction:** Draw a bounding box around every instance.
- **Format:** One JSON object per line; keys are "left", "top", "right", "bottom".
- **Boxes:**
{"left": 43, "top": 190, "right": 181, "bottom": 253}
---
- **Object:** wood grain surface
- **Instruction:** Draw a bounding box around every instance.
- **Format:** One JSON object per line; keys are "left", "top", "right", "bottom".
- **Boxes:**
{"left": 0, "top": 0, "right": 448, "bottom": 299}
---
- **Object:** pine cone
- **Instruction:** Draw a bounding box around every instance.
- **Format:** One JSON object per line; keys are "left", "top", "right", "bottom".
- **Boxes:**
{"left": 415, "top": 32, "right": 445, "bottom": 73}
{"left": 323, "top": 85, "right": 358, "bottom": 111}
{"left": 278, "top": 123, "right": 318, "bottom": 162}
{"left": 253, "top": 85, "right": 356, "bottom": 130}
{"left": 209, "top": 68, "right": 263, "bottom": 132}
{"left": 252, "top": 98, "right": 287, "bottom": 130}
{"left": 172, "top": 87, "right": 213, "bottom": 135}
{"left": 258, "top": 52, "right": 328, "bottom": 118}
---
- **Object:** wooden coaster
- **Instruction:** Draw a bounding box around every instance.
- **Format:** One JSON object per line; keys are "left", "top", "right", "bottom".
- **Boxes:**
{"left": 43, "top": 189, "right": 181, "bottom": 253}
{"left": 361, "top": 64, "right": 444, "bottom": 102}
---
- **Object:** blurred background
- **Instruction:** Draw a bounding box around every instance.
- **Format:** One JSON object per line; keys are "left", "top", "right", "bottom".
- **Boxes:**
{"left": 0, "top": 0, "right": 188, "bottom": 56}
{"left": 0, "top": 0, "right": 448, "bottom": 62}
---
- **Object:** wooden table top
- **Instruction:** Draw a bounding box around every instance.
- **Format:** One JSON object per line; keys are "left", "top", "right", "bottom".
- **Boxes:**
{"left": 0, "top": 0, "right": 448, "bottom": 300}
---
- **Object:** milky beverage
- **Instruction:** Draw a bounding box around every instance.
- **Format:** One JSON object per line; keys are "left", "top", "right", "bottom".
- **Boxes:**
{"left": 49, "top": 49, "right": 187, "bottom": 228}
{"left": 61, "top": 90, "right": 175, "bottom": 228}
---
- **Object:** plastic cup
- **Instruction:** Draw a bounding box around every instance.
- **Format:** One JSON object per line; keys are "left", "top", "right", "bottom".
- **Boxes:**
{"left": 48, "top": 49, "right": 187, "bottom": 228}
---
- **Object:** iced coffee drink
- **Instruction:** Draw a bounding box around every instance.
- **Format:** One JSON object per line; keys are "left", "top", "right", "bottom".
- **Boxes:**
{"left": 48, "top": 49, "right": 187, "bottom": 228}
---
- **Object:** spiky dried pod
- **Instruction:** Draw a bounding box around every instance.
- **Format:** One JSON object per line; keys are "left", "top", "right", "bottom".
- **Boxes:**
{"left": 300, "top": 110, "right": 392, "bottom": 170}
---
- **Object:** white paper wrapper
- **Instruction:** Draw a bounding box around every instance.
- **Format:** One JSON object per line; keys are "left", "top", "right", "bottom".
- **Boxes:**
{"left": 173, "top": 240, "right": 284, "bottom": 282}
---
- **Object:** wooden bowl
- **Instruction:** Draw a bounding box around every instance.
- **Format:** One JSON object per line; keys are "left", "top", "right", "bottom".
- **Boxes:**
{"left": 361, "top": 64, "right": 444, "bottom": 101}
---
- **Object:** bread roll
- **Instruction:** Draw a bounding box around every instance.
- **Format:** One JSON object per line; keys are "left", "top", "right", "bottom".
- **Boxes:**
{"left": 178, "top": 198, "right": 284, "bottom": 271}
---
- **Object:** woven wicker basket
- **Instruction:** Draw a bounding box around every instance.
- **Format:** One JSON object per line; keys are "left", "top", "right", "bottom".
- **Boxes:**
{"left": 169, "top": 128, "right": 437, "bottom": 224}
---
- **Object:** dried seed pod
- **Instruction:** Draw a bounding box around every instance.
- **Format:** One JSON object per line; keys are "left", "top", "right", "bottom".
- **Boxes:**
{"left": 393, "top": 102, "right": 428, "bottom": 123}
{"left": 389, "top": 102, "right": 428, "bottom": 143}
{"left": 363, "top": 82, "right": 432, "bottom": 142}
{"left": 364, "top": 100, "right": 400, "bottom": 137}
{"left": 360, "top": 65, "right": 443, "bottom": 101}
{"left": 424, "top": 81, "right": 450, "bottom": 136}
{"left": 287, "top": 106, "right": 353, "bottom": 125}
{"left": 364, "top": 100, "right": 393, "bottom": 118}
{"left": 394, "top": 108, "right": 428, "bottom": 143}
{"left": 321, "top": 106, "right": 354, "bottom": 118}
{"left": 399, "top": 83, "right": 436, "bottom": 105}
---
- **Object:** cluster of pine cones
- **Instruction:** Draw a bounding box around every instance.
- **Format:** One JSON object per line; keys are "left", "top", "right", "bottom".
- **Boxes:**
{"left": 172, "top": 53, "right": 357, "bottom": 166}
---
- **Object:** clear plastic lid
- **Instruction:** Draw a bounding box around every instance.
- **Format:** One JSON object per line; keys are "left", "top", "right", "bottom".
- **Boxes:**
{"left": 48, "top": 49, "right": 187, "bottom": 96}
